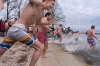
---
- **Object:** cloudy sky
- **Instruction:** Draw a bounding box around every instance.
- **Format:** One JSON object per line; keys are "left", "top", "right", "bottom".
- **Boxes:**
{"left": 0, "top": 0, "right": 100, "bottom": 32}
{"left": 58, "top": 0, "right": 100, "bottom": 32}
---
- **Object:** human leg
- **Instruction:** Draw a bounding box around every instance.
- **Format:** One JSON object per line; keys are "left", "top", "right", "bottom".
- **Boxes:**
{"left": 0, "top": 48, "right": 7, "bottom": 57}
{"left": 19, "top": 33, "right": 44, "bottom": 66}
{"left": 93, "top": 45, "right": 97, "bottom": 51}
{"left": 28, "top": 40, "right": 44, "bottom": 66}
{"left": 0, "top": 37, "right": 16, "bottom": 56}
{"left": 42, "top": 41, "right": 48, "bottom": 58}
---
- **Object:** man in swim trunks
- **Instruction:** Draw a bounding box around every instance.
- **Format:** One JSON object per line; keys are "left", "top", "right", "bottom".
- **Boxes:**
{"left": 4, "top": 19, "right": 9, "bottom": 36}
{"left": 52, "top": 28, "right": 57, "bottom": 41}
{"left": 74, "top": 31, "right": 80, "bottom": 44}
{"left": 56, "top": 24, "right": 63, "bottom": 44}
{"left": 0, "top": 0, "right": 55, "bottom": 66}
{"left": 37, "top": 12, "right": 56, "bottom": 58}
{"left": 85, "top": 25, "right": 100, "bottom": 51}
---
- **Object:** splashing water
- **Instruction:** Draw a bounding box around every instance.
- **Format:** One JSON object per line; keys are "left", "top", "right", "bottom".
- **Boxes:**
{"left": 50, "top": 34, "right": 100, "bottom": 66}
{"left": 61, "top": 34, "right": 100, "bottom": 66}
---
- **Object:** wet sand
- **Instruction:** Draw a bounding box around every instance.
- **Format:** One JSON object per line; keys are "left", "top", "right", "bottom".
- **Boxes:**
{"left": 36, "top": 43, "right": 90, "bottom": 66}
{"left": 0, "top": 37, "right": 90, "bottom": 66}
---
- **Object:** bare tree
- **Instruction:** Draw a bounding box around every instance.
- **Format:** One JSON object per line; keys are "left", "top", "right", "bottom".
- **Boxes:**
{"left": 4, "top": 0, "right": 28, "bottom": 19}
{"left": 15, "top": 0, "right": 28, "bottom": 18}
{"left": 5, "top": 0, "right": 17, "bottom": 19}
{"left": 49, "top": 0, "right": 66, "bottom": 23}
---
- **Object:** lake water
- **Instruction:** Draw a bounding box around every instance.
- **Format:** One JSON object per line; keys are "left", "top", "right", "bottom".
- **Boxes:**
{"left": 49, "top": 33, "right": 100, "bottom": 66}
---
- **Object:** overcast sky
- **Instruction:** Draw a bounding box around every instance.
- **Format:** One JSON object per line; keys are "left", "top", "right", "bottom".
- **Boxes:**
{"left": 58, "top": 0, "right": 100, "bottom": 32}
{"left": 0, "top": 0, "right": 100, "bottom": 32}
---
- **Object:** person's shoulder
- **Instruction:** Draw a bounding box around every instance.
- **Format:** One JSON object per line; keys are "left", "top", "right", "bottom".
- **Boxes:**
{"left": 42, "top": 17, "right": 46, "bottom": 20}
{"left": 29, "top": 1, "right": 42, "bottom": 7}
{"left": 41, "top": 17, "right": 47, "bottom": 22}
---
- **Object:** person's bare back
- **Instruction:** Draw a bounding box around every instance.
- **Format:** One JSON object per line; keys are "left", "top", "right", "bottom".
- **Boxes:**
{"left": 68, "top": 32, "right": 72, "bottom": 37}
{"left": 87, "top": 29, "right": 94, "bottom": 39}
{"left": 84, "top": 25, "right": 100, "bottom": 51}
{"left": 57, "top": 24, "right": 63, "bottom": 34}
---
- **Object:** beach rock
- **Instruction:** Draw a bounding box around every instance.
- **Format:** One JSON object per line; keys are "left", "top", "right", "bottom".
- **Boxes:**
{"left": 0, "top": 39, "right": 34, "bottom": 66}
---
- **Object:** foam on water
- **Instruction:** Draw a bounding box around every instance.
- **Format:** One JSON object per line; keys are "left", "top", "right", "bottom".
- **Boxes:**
{"left": 49, "top": 34, "right": 100, "bottom": 66}
{"left": 61, "top": 35, "right": 100, "bottom": 66}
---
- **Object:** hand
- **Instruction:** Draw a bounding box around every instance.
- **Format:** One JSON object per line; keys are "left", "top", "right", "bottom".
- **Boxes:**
{"left": 48, "top": 18, "right": 56, "bottom": 25}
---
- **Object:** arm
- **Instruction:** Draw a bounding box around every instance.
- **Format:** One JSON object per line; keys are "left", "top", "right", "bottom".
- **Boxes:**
{"left": 92, "top": 30, "right": 98, "bottom": 40}
{"left": 29, "top": 0, "right": 42, "bottom": 5}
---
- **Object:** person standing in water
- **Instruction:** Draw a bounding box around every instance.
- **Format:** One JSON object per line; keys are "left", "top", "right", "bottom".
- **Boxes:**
{"left": 74, "top": 31, "right": 80, "bottom": 44}
{"left": 65, "top": 30, "right": 73, "bottom": 39}
{"left": 56, "top": 24, "right": 63, "bottom": 44}
{"left": 84, "top": 25, "right": 100, "bottom": 51}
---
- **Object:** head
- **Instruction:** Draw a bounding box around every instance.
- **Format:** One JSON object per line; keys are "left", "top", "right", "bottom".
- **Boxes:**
{"left": 0, "top": 19, "right": 2, "bottom": 22}
{"left": 91, "top": 25, "right": 95, "bottom": 30}
{"left": 42, "top": 0, "right": 55, "bottom": 10}
{"left": 5, "top": 19, "right": 8, "bottom": 23}
{"left": 15, "top": 18, "right": 17, "bottom": 21}
{"left": 76, "top": 31, "right": 79, "bottom": 33}
{"left": 45, "top": 12, "right": 51, "bottom": 20}
{"left": 68, "top": 27, "right": 70, "bottom": 29}
{"left": 59, "top": 24, "right": 62, "bottom": 27}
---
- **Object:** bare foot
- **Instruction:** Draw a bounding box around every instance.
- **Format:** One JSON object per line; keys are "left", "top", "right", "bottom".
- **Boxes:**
{"left": 42, "top": 55, "right": 48, "bottom": 58}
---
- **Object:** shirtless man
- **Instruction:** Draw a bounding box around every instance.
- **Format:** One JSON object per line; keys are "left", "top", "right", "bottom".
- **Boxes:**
{"left": 32, "top": 22, "right": 38, "bottom": 37}
{"left": 85, "top": 25, "right": 100, "bottom": 51}
{"left": 4, "top": 19, "right": 9, "bottom": 36}
{"left": 52, "top": 28, "right": 57, "bottom": 41}
{"left": 66, "top": 30, "right": 73, "bottom": 38}
{"left": 37, "top": 12, "right": 56, "bottom": 58}
{"left": 56, "top": 24, "right": 63, "bottom": 44}
{"left": 26, "top": 23, "right": 37, "bottom": 52}
{"left": 0, "top": 0, "right": 55, "bottom": 66}
{"left": 74, "top": 31, "right": 80, "bottom": 44}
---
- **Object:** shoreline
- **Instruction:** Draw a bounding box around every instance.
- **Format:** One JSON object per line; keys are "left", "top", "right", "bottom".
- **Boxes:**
{"left": 0, "top": 37, "right": 90, "bottom": 66}
{"left": 36, "top": 43, "right": 90, "bottom": 66}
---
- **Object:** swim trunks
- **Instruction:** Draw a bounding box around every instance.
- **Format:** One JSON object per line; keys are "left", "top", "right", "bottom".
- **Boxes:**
{"left": 0, "top": 24, "right": 36, "bottom": 49}
{"left": 53, "top": 35, "right": 57, "bottom": 39}
{"left": 37, "top": 32, "right": 47, "bottom": 44}
{"left": 87, "top": 38, "right": 96, "bottom": 46}
{"left": 75, "top": 38, "right": 78, "bottom": 41}
{"left": 56, "top": 33, "right": 61, "bottom": 37}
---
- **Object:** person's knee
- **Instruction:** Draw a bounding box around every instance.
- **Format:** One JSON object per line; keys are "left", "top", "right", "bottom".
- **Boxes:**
{"left": 32, "top": 40, "right": 44, "bottom": 51}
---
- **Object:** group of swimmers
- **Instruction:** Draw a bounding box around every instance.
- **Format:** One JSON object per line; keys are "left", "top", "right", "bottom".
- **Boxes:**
{"left": 51, "top": 24, "right": 100, "bottom": 52}
{"left": 0, "top": 0, "right": 100, "bottom": 66}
